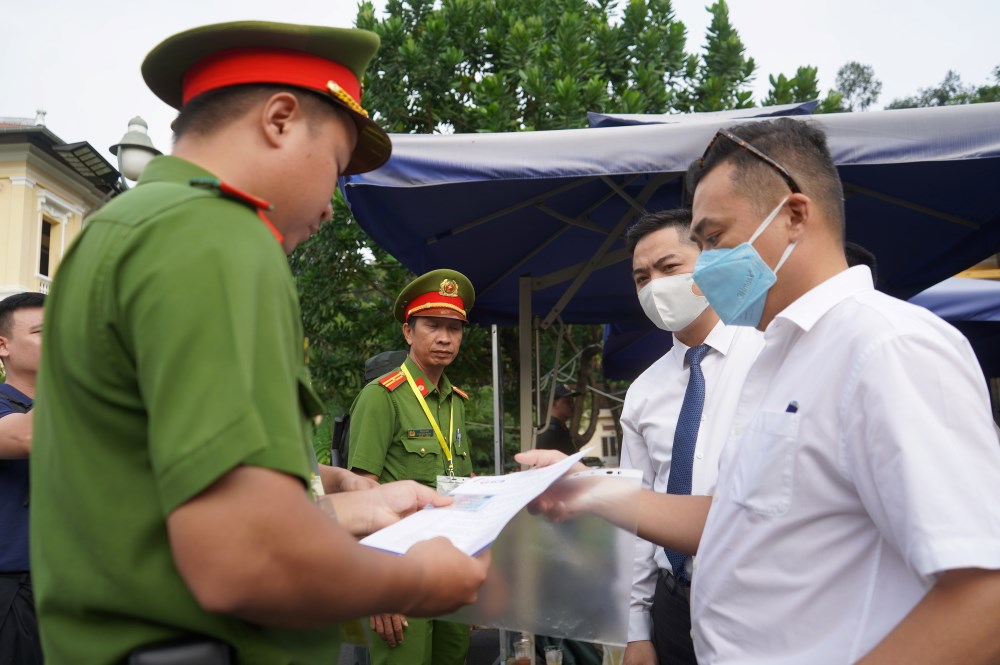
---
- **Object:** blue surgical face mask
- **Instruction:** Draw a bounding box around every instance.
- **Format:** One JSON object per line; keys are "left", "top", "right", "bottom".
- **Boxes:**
{"left": 692, "top": 196, "right": 795, "bottom": 328}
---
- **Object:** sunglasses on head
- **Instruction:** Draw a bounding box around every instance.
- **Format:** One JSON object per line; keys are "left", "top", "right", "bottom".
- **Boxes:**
{"left": 700, "top": 128, "right": 802, "bottom": 194}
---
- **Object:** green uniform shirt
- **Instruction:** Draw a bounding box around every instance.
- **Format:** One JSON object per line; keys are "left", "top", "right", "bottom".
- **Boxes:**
{"left": 348, "top": 357, "right": 472, "bottom": 487}
{"left": 30, "top": 156, "right": 338, "bottom": 664}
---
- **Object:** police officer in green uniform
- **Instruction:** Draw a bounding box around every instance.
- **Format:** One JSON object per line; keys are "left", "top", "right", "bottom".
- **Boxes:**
{"left": 30, "top": 22, "right": 488, "bottom": 665}
{"left": 349, "top": 269, "right": 476, "bottom": 665}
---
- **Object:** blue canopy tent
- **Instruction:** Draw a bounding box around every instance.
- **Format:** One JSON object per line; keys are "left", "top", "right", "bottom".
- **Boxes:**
{"left": 603, "top": 277, "right": 1000, "bottom": 381}
{"left": 586, "top": 99, "right": 818, "bottom": 128}
{"left": 339, "top": 102, "right": 1000, "bottom": 459}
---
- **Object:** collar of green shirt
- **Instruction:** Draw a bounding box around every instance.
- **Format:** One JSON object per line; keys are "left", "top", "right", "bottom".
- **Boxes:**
{"left": 402, "top": 355, "right": 453, "bottom": 398}
{"left": 137, "top": 155, "right": 217, "bottom": 187}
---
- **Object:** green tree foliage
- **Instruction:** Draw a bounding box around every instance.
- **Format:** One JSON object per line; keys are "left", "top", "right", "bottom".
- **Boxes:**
{"left": 887, "top": 67, "right": 1000, "bottom": 109}
{"left": 834, "top": 61, "right": 882, "bottom": 111}
{"left": 974, "top": 66, "right": 1000, "bottom": 103}
{"left": 683, "top": 0, "right": 756, "bottom": 111}
{"left": 355, "top": 0, "right": 695, "bottom": 133}
{"left": 763, "top": 65, "right": 844, "bottom": 113}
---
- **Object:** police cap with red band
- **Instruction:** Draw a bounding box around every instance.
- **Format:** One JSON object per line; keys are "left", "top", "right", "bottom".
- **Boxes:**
{"left": 394, "top": 269, "right": 476, "bottom": 324}
{"left": 141, "top": 21, "right": 391, "bottom": 175}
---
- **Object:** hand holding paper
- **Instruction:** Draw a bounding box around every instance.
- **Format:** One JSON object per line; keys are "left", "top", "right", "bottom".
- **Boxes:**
{"left": 360, "top": 450, "right": 588, "bottom": 555}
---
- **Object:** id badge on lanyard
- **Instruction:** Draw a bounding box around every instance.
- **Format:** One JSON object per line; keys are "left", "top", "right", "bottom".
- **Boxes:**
{"left": 436, "top": 475, "right": 469, "bottom": 495}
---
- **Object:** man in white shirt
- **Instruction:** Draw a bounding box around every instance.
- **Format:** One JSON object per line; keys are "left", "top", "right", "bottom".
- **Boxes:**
{"left": 519, "top": 118, "right": 1000, "bottom": 665}
{"left": 684, "top": 118, "right": 1000, "bottom": 664}
{"left": 619, "top": 209, "right": 762, "bottom": 665}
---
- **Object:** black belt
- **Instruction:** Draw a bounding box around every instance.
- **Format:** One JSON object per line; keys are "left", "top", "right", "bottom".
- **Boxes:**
{"left": 0, "top": 572, "right": 30, "bottom": 584}
{"left": 128, "top": 638, "right": 232, "bottom": 665}
{"left": 658, "top": 568, "right": 691, "bottom": 602}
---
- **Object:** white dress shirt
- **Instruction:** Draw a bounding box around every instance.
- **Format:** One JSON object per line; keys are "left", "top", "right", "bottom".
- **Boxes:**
{"left": 619, "top": 321, "right": 764, "bottom": 642}
{"left": 692, "top": 267, "right": 1000, "bottom": 664}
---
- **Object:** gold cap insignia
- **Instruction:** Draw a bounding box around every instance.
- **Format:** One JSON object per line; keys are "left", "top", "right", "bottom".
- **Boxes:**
{"left": 439, "top": 279, "right": 459, "bottom": 298}
{"left": 327, "top": 81, "right": 369, "bottom": 118}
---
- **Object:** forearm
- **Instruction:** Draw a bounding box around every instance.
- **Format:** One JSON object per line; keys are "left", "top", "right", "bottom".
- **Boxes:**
{"left": 634, "top": 492, "right": 710, "bottom": 556}
{"left": 168, "top": 467, "right": 432, "bottom": 628}
{"left": 221, "top": 499, "right": 429, "bottom": 627}
{"left": 0, "top": 412, "right": 32, "bottom": 458}
{"left": 856, "top": 568, "right": 1000, "bottom": 665}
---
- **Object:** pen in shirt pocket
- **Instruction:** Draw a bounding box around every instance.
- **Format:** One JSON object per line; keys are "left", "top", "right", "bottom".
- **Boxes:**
{"left": 785, "top": 400, "right": 799, "bottom": 414}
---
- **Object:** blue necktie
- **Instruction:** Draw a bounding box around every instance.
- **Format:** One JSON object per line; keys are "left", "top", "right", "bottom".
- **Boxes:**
{"left": 664, "top": 343, "right": 710, "bottom": 580}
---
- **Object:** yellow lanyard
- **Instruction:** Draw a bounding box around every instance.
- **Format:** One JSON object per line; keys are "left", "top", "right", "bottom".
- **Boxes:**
{"left": 400, "top": 364, "right": 455, "bottom": 476}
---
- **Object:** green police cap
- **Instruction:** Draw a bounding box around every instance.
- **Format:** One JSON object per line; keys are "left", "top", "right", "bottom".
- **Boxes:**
{"left": 141, "top": 20, "right": 391, "bottom": 175}
{"left": 394, "top": 269, "right": 476, "bottom": 324}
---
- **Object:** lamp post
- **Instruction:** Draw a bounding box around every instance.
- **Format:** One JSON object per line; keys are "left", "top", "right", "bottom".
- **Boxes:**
{"left": 109, "top": 116, "right": 161, "bottom": 190}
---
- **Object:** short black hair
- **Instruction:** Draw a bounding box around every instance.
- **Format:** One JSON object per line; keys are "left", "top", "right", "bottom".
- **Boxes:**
{"left": 0, "top": 292, "right": 45, "bottom": 337}
{"left": 693, "top": 118, "right": 845, "bottom": 238}
{"left": 844, "top": 241, "right": 878, "bottom": 286}
{"left": 625, "top": 208, "right": 694, "bottom": 257}
{"left": 171, "top": 84, "right": 349, "bottom": 139}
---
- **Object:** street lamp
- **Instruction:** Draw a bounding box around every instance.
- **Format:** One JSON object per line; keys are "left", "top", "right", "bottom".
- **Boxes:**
{"left": 109, "top": 116, "right": 161, "bottom": 189}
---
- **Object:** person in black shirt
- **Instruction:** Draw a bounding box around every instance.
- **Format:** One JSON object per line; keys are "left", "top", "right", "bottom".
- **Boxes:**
{"left": 535, "top": 384, "right": 581, "bottom": 455}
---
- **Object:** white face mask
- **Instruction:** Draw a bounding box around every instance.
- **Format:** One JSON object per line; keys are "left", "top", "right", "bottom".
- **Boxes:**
{"left": 637, "top": 273, "right": 709, "bottom": 332}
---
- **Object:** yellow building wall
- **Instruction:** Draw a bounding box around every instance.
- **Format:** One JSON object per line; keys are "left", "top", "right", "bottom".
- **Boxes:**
{"left": 1, "top": 142, "right": 100, "bottom": 298}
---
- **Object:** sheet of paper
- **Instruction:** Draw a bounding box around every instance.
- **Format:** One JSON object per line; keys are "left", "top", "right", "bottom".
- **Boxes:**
{"left": 360, "top": 450, "right": 587, "bottom": 555}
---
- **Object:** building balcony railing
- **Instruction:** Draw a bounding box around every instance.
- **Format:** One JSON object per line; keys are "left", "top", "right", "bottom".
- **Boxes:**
{"left": 37, "top": 275, "right": 51, "bottom": 294}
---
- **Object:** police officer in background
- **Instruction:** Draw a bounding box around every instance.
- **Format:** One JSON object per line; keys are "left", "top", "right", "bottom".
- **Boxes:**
{"left": 349, "top": 269, "right": 476, "bottom": 665}
{"left": 31, "top": 21, "right": 487, "bottom": 665}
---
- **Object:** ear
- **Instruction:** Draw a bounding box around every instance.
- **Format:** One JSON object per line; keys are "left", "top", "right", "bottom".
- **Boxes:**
{"left": 402, "top": 323, "right": 413, "bottom": 346}
{"left": 0, "top": 335, "right": 9, "bottom": 360}
{"left": 785, "top": 192, "right": 812, "bottom": 242}
{"left": 260, "top": 92, "right": 302, "bottom": 148}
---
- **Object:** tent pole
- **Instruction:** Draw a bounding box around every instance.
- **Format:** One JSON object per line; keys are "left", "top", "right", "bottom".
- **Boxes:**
{"left": 535, "top": 323, "right": 542, "bottom": 427}
{"left": 491, "top": 324, "right": 504, "bottom": 476}
{"left": 519, "top": 275, "right": 534, "bottom": 456}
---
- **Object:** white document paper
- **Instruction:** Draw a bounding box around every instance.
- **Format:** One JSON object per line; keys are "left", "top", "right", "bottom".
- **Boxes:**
{"left": 360, "top": 450, "right": 587, "bottom": 556}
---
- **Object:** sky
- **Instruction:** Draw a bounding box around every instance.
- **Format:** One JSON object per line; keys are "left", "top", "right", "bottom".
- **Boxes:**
{"left": 2, "top": 0, "right": 998, "bottom": 179}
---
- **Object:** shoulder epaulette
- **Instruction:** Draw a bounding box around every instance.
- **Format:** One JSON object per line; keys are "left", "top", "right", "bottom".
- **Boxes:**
{"left": 453, "top": 386, "right": 469, "bottom": 400}
{"left": 378, "top": 370, "right": 407, "bottom": 392}
{"left": 189, "top": 177, "right": 272, "bottom": 211}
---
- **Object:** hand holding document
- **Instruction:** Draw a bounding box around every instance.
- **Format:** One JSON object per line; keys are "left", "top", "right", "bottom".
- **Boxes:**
{"left": 360, "top": 450, "right": 587, "bottom": 555}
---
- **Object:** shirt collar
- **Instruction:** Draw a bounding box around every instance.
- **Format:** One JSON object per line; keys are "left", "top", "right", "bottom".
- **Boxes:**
{"left": 772, "top": 266, "right": 874, "bottom": 333}
{"left": 136, "top": 155, "right": 217, "bottom": 187}
{"left": 0, "top": 383, "right": 32, "bottom": 410}
{"left": 670, "top": 319, "right": 737, "bottom": 368}
{"left": 137, "top": 156, "right": 284, "bottom": 245}
{"left": 403, "top": 356, "right": 451, "bottom": 397}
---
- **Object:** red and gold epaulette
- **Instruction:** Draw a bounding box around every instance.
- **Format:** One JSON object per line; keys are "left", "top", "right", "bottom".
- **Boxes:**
{"left": 189, "top": 177, "right": 271, "bottom": 210}
{"left": 378, "top": 371, "right": 407, "bottom": 392}
{"left": 189, "top": 177, "right": 284, "bottom": 243}
{"left": 453, "top": 386, "right": 469, "bottom": 400}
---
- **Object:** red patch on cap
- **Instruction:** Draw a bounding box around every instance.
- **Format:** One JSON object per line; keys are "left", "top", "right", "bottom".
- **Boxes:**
{"left": 182, "top": 47, "right": 361, "bottom": 107}
{"left": 405, "top": 291, "right": 467, "bottom": 321}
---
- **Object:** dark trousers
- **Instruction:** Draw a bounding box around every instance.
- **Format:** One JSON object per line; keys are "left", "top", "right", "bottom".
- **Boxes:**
{"left": 650, "top": 570, "right": 697, "bottom": 665}
{"left": 0, "top": 573, "right": 43, "bottom": 665}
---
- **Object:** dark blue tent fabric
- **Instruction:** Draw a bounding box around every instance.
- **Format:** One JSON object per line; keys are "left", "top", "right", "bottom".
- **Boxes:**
{"left": 340, "top": 103, "right": 1000, "bottom": 328}
{"left": 602, "top": 278, "right": 1000, "bottom": 381}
